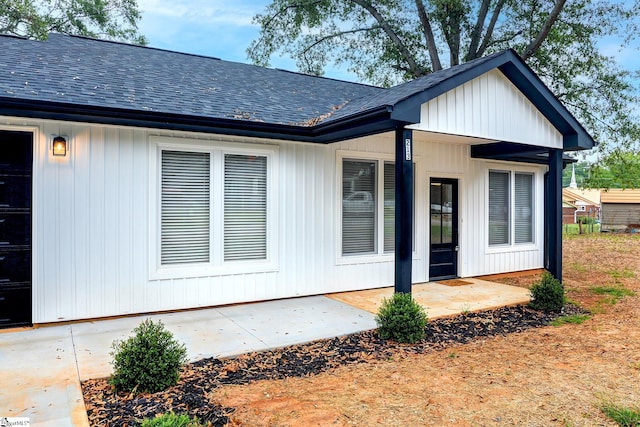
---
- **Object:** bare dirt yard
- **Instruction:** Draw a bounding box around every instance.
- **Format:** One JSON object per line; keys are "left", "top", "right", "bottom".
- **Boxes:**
{"left": 84, "top": 233, "right": 640, "bottom": 426}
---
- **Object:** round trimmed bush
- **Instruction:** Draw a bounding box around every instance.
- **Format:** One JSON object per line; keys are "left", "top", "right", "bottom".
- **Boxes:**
{"left": 375, "top": 292, "right": 428, "bottom": 343}
{"left": 529, "top": 271, "right": 565, "bottom": 313}
{"left": 109, "top": 319, "right": 188, "bottom": 393}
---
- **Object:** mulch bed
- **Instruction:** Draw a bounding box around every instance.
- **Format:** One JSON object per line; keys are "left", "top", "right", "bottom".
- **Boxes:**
{"left": 82, "top": 304, "right": 579, "bottom": 426}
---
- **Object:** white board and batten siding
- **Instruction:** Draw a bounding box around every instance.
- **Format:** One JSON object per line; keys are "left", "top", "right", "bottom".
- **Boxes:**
{"left": 411, "top": 69, "right": 563, "bottom": 150}
{"left": 3, "top": 96, "right": 548, "bottom": 323}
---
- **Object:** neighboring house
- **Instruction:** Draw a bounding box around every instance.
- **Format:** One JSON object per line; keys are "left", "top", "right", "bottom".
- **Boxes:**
{"left": 600, "top": 189, "right": 640, "bottom": 231}
{"left": 0, "top": 34, "right": 595, "bottom": 328}
{"left": 562, "top": 188, "right": 601, "bottom": 224}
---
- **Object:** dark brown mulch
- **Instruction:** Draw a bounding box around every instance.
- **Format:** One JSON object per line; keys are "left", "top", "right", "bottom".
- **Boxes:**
{"left": 82, "top": 304, "right": 579, "bottom": 426}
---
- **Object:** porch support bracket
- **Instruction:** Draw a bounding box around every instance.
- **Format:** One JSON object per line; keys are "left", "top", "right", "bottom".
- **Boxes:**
{"left": 545, "top": 148, "right": 563, "bottom": 282}
{"left": 395, "top": 127, "right": 413, "bottom": 294}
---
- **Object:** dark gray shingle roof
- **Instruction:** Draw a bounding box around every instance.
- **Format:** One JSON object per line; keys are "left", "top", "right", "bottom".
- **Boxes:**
{"left": 0, "top": 33, "right": 595, "bottom": 150}
{"left": 0, "top": 33, "right": 383, "bottom": 125}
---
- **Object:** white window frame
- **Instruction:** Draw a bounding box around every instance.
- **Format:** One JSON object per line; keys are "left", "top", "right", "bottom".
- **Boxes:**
{"left": 149, "top": 136, "right": 279, "bottom": 280}
{"left": 336, "top": 150, "right": 419, "bottom": 265}
{"left": 486, "top": 165, "right": 538, "bottom": 253}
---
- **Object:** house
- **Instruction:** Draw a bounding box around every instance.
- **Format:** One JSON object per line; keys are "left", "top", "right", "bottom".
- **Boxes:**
{"left": 600, "top": 189, "right": 640, "bottom": 231}
{"left": 0, "top": 34, "right": 595, "bottom": 328}
{"left": 562, "top": 188, "right": 601, "bottom": 224}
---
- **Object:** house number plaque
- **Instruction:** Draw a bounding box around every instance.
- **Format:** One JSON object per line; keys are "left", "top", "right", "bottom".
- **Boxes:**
{"left": 405, "top": 138, "right": 412, "bottom": 161}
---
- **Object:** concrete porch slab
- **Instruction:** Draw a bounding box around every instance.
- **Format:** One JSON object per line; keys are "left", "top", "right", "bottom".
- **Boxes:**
{"left": 326, "top": 278, "right": 532, "bottom": 318}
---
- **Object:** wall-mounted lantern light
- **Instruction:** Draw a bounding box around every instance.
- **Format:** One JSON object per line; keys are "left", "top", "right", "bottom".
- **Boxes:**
{"left": 52, "top": 136, "right": 67, "bottom": 156}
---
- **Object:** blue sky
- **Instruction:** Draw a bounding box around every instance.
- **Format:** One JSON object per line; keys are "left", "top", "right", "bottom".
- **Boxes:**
{"left": 137, "top": 0, "right": 639, "bottom": 84}
{"left": 137, "top": 0, "right": 359, "bottom": 80}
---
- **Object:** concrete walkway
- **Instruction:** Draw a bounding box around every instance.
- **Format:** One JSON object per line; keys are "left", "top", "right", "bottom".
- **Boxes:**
{"left": 0, "top": 281, "right": 530, "bottom": 426}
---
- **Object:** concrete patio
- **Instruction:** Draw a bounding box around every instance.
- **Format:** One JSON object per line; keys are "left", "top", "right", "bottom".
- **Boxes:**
{"left": 0, "top": 280, "right": 530, "bottom": 426}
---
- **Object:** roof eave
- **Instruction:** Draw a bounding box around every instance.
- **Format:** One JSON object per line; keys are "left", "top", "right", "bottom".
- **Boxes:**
{"left": 0, "top": 98, "right": 396, "bottom": 144}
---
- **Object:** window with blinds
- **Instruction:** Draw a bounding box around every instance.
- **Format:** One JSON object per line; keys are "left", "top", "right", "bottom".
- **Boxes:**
{"left": 224, "top": 154, "right": 267, "bottom": 261}
{"left": 161, "top": 150, "right": 210, "bottom": 264}
{"left": 489, "top": 170, "right": 509, "bottom": 245}
{"left": 342, "top": 159, "right": 377, "bottom": 255}
{"left": 514, "top": 173, "right": 533, "bottom": 244}
{"left": 383, "top": 162, "right": 395, "bottom": 253}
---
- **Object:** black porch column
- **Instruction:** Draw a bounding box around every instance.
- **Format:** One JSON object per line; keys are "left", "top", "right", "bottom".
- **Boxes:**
{"left": 395, "top": 127, "right": 413, "bottom": 294}
{"left": 546, "top": 148, "right": 563, "bottom": 282}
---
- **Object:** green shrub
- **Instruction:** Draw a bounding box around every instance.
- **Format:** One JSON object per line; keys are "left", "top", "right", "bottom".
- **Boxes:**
{"left": 375, "top": 292, "right": 427, "bottom": 343}
{"left": 141, "top": 412, "right": 203, "bottom": 427}
{"left": 109, "top": 319, "right": 188, "bottom": 393}
{"left": 529, "top": 271, "right": 565, "bottom": 313}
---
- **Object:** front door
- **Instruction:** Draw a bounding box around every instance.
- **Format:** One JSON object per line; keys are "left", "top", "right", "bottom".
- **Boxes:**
{"left": 0, "top": 130, "right": 32, "bottom": 328}
{"left": 429, "top": 178, "right": 458, "bottom": 280}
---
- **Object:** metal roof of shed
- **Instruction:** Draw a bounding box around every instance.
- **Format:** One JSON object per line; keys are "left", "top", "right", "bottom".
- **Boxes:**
{"left": 600, "top": 189, "right": 640, "bottom": 204}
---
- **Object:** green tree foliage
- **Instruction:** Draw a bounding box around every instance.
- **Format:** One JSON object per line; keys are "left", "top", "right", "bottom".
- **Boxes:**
{"left": 585, "top": 150, "right": 640, "bottom": 188}
{"left": 0, "top": 0, "right": 146, "bottom": 43}
{"left": 249, "top": 0, "right": 640, "bottom": 152}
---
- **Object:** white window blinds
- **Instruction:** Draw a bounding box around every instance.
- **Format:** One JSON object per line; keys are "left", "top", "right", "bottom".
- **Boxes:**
{"left": 161, "top": 150, "right": 210, "bottom": 264}
{"left": 224, "top": 154, "right": 267, "bottom": 261}
{"left": 489, "top": 170, "right": 509, "bottom": 245}
{"left": 515, "top": 173, "right": 533, "bottom": 243}
{"left": 342, "top": 159, "right": 377, "bottom": 255}
{"left": 383, "top": 162, "right": 395, "bottom": 253}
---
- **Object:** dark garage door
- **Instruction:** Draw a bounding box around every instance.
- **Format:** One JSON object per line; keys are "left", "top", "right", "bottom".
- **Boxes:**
{"left": 0, "top": 130, "right": 32, "bottom": 328}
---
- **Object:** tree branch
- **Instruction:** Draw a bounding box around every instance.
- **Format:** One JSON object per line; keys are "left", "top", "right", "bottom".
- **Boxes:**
{"left": 261, "top": 0, "right": 323, "bottom": 31}
{"left": 303, "top": 26, "right": 380, "bottom": 54}
{"left": 521, "top": 0, "right": 567, "bottom": 60}
{"left": 466, "top": 0, "right": 490, "bottom": 61}
{"left": 415, "top": 0, "right": 442, "bottom": 71}
{"left": 351, "top": 0, "right": 424, "bottom": 76}
{"left": 476, "top": 0, "right": 506, "bottom": 58}
{"left": 300, "top": 26, "right": 380, "bottom": 73}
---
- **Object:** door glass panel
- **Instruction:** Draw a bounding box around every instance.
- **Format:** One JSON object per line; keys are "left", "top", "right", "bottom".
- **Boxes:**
{"left": 430, "top": 183, "right": 442, "bottom": 244}
{"left": 441, "top": 184, "right": 453, "bottom": 244}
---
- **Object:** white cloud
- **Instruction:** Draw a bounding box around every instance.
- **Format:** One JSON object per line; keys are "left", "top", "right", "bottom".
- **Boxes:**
{"left": 138, "top": 0, "right": 257, "bottom": 26}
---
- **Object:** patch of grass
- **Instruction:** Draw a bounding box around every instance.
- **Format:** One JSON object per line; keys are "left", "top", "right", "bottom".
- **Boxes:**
{"left": 141, "top": 412, "right": 203, "bottom": 427}
{"left": 562, "top": 223, "right": 600, "bottom": 235}
{"left": 589, "top": 286, "right": 635, "bottom": 304}
{"left": 609, "top": 268, "right": 635, "bottom": 279}
{"left": 567, "top": 262, "right": 588, "bottom": 273}
{"left": 601, "top": 403, "right": 640, "bottom": 426}
{"left": 550, "top": 314, "right": 591, "bottom": 326}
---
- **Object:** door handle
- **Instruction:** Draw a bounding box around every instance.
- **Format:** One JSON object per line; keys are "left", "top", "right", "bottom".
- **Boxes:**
{"left": 454, "top": 246, "right": 459, "bottom": 252}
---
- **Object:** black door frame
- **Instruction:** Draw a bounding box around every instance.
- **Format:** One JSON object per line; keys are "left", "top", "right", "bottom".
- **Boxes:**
{"left": 428, "top": 177, "right": 459, "bottom": 281}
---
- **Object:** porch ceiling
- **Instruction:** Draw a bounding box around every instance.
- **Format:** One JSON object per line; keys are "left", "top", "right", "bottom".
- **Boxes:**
{"left": 470, "top": 141, "right": 575, "bottom": 165}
